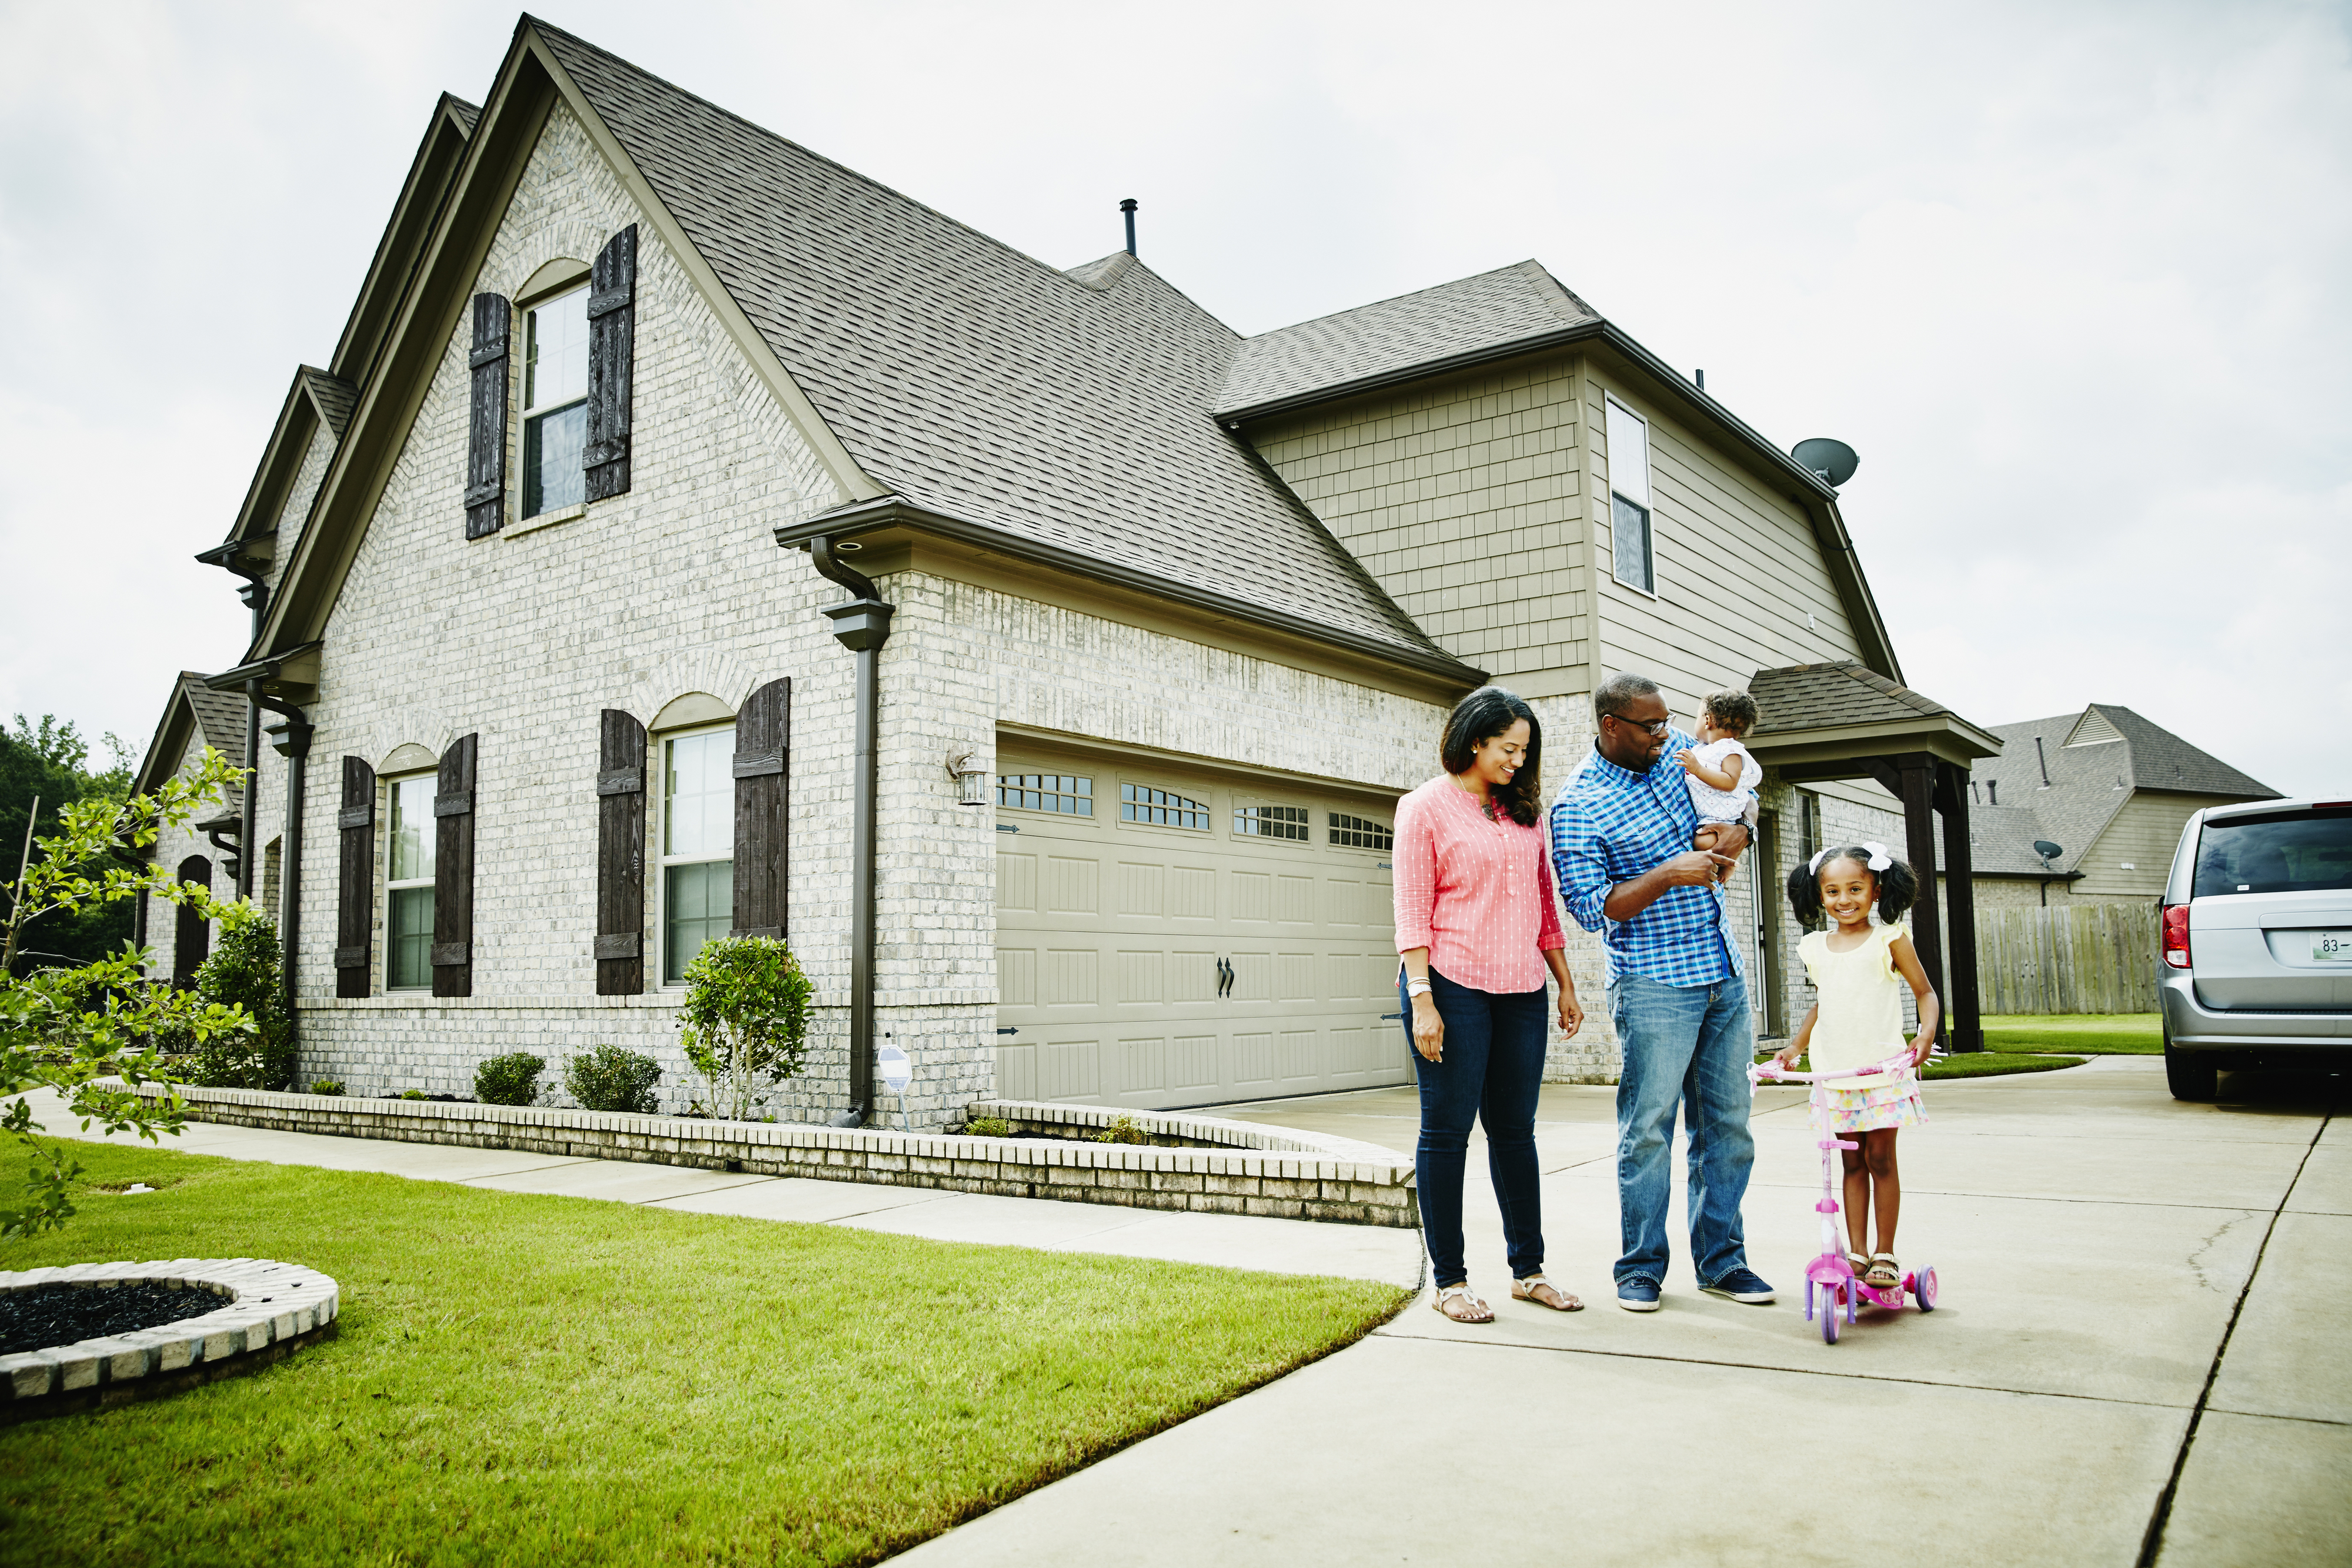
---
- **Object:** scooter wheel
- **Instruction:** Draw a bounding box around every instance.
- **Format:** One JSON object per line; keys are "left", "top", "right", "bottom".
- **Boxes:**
{"left": 1916, "top": 1266, "right": 1938, "bottom": 1312}
{"left": 1820, "top": 1283, "right": 1841, "bottom": 1343}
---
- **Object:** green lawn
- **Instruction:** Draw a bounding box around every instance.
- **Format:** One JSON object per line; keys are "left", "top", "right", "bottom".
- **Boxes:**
{"left": 1922, "top": 1050, "right": 2087, "bottom": 1081}
{"left": 1982, "top": 1012, "right": 2162, "bottom": 1054}
{"left": 0, "top": 1142, "right": 1406, "bottom": 1567}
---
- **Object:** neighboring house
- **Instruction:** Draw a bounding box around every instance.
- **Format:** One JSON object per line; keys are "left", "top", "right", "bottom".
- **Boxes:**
{"left": 149, "top": 16, "right": 1948, "bottom": 1116}
{"left": 1959, "top": 706, "right": 2281, "bottom": 907}
{"left": 132, "top": 673, "right": 250, "bottom": 986}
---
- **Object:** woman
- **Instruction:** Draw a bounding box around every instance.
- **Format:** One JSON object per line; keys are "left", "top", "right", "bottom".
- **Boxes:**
{"left": 1395, "top": 686, "right": 1585, "bottom": 1322}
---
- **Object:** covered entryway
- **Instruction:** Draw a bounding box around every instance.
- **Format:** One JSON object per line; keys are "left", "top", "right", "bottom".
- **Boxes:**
{"left": 993, "top": 739, "right": 1408, "bottom": 1109}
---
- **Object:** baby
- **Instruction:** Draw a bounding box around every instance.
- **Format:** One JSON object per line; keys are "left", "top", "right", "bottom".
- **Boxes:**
{"left": 1679, "top": 690, "right": 1762, "bottom": 878}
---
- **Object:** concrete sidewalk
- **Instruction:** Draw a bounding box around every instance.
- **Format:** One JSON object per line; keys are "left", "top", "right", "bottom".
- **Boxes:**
{"left": 29, "top": 1088, "right": 1424, "bottom": 1289}
{"left": 894, "top": 1057, "right": 2347, "bottom": 1567}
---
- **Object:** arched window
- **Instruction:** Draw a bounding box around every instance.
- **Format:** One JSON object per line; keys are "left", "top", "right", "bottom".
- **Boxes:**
{"left": 172, "top": 854, "right": 213, "bottom": 987}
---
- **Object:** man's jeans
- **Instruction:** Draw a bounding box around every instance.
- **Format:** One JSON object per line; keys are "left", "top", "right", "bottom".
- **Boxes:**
{"left": 1402, "top": 967, "right": 1549, "bottom": 1288}
{"left": 1609, "top": 972, "right": 1755, "bottom": 1289}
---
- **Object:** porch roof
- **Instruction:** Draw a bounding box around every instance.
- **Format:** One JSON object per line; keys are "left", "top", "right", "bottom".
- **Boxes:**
{"left": 1743, "top": 661, "right": 2002, "bottom": 781}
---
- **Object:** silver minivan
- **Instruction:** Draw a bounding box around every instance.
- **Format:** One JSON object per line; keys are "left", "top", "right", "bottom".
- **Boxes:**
{"left": 2159, "top": 797, "right": 2352, "bottom": 1099}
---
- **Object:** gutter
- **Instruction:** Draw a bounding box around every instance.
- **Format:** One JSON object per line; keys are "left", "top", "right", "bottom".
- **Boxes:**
{"left": 789, "top": 533, "right": 893, "bottom": 1129}
{"left": 193, "top": 539, "right": 277, "bottom": 900}
{"left": 776, "top": 497, "right": 1484, "bottom": 691}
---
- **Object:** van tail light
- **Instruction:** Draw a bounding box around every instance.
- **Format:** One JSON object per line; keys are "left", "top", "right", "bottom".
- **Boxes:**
{"left": 2161, "top": 905, "right": 2191, "bottom": 969}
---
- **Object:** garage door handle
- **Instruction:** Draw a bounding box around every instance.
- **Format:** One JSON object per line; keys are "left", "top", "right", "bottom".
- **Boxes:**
{"left": 1381, "top": 1011, "right": 1404, "bottom": 1021}
{"left": 1217, "top": 957, "right": 1233, "bottom": 998}
{"left": 995, "top": 1027, "right": 1018, "bottom": 1036}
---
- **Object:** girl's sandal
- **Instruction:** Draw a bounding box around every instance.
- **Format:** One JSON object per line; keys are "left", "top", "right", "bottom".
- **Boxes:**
{"left": 1433, "top": 1283, "right": 1494, "bottom": 1323}
{"left": 1847, "top": 1251, "right": 1868, "bottom": 1278}
{"left": 1511, "top": 1274, "right": 1583, "bottom": 1312}
{"left": 1864, "top": 1254, "right": 1902, "bottom": 1289}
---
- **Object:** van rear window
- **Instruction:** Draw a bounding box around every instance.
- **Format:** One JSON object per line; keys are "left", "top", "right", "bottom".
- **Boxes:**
{"left": 2194, "top": 809, "right": 2352, "bottom": 897}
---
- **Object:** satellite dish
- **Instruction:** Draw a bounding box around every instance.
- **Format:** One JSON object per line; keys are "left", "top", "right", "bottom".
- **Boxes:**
{"left": 1791, "top": 437, "right": 1860, "bottom": 489}
{"left": 2033, "top": 840, "right": 2064, "bottom": 863}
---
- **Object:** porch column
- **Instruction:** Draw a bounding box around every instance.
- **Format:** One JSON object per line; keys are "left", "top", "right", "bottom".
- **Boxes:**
{"left": 1896, "top": 754, "right": 1947, "bottom": 1018}
{"left": 1935, "top": 760, "right": 1983, "bottom": 1052}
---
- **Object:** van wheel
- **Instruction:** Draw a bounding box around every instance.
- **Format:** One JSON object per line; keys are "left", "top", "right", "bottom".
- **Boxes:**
{"left": 2165, "top": 1035, "right": 2217, "bottom": 1101}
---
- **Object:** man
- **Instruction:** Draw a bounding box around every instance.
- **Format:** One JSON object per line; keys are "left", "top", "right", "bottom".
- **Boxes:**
{"left": 1549, "top": 672, "right": 1775, "bottom": 1312}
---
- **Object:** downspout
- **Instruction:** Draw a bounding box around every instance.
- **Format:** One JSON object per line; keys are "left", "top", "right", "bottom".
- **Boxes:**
{"left": 802, "top": 534, "right": 893, "bottom": 1128}
{"left": 194, "top": 541, "right": 269, "bottom": 901}
{"left": 255, "top": 697, "right": 312, "bottom": 1049}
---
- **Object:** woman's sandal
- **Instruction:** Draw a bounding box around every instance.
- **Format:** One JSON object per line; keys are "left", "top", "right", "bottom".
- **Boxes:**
{"left": 1863, "top": 1253, "right": 1902, "bottom": 1289}
{"left": 1432, "top": 1283, "right": 1494, "bottom": 1323}
{"left": 1511, "top": 1274, "right": 1583, "bottom": 1312}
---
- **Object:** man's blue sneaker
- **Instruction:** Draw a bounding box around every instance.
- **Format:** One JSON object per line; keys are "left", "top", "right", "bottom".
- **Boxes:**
{"left": 1700, "top": 1268, "right": 1776, "bottom": 1305}
{"left": 1616, "top": 1278, "right": 1662, "bottom": 1312}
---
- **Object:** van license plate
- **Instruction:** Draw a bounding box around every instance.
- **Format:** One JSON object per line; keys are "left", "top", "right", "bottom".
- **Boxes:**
{"left": 2316, "top": 932, "right": 2352, "bottom": 962}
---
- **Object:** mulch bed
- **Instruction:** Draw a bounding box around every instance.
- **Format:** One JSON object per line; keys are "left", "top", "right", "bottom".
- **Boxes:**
{"left": 1, "top": 1282, "right": 221, "bottom": 1356}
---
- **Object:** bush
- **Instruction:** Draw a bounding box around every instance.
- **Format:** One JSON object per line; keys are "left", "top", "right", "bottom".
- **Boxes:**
{"left": 474, "top": 1052, "right": 546, "bottom": 1106}
{"left": 1093, "top": 1114, "right": 1147, "bottom": 1145}
{"left": 677, "top": 937, "right": 811, "bottom": 1121}
{"left": 564, "top": 1045, "right": 662, "bottom": 1114}
{"left": 309, "top": 1079, "right": 345, "bottom": 1096}
{"left": 964, "top": 1115, "right": 1011, "bottom": 1138}
{"left": 182, "top": 904, "right": 295, "bottom": 1091}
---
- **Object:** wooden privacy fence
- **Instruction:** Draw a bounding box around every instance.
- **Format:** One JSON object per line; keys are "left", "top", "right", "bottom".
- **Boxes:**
{"left": 1973, "top": 902, "right": 2160, "bottom": 1015}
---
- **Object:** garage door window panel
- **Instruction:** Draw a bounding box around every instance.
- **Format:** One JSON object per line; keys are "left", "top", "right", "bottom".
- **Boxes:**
{"left": 1122, "top": 783, "right": 1209, "bottom": 831}
{"left": 998, "top": 774, "right": 1093, "bottom": 815}
{"left": 1235, "top": 804, "right": 1309, "bottom": 841}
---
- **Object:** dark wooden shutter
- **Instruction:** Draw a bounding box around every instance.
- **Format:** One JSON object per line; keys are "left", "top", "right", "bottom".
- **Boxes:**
{"left": 595, "top": 710, "right": 647, "bottom": 995}
{"left": 464, "top": 294, "right": 512, "bottom": 539}
{"left": 172, "top": 855, "right": 213, "bottom": 988}
{"left": 431, "top": 734, "right": 478, "bottom": 998}
{"left": 584, "top": 225, "right": 636, "bottom": 503}
{"left": 334, "top": 758, "right": 375, "bottom": 998}
{"left": 731, "top": 679, "right": 789, "bottom": 938}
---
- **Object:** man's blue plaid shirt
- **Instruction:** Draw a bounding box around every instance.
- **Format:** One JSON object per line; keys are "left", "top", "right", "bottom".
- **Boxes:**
{"left": 1548, "top": 729, "right": 1743, "bottom": 987}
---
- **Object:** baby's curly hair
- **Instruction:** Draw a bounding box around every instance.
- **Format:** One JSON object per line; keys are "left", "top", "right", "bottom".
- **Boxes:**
{"left": 1702, "top": 689, "right": 1758, "bottom": 738}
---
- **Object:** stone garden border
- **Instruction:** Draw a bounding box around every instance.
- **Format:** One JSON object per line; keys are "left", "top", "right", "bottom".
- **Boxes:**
{"left": 134, "top": 1084, "right": 1419, "bottom": 1228}
{"left": 2, "top": 1258, "right": 340, "bottom": 1420}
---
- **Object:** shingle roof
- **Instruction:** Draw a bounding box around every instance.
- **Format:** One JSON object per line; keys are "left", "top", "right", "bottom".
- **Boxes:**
{"left": 1746, "top": 661, "right": 1954, "bottom": 735}
{"left": 301, "top": 366, "right": 358, "bottom": 440}
{"left": 1215, "top": 261, "right": 1601, "bottom": 417}
{"left": 133, "top": 673, "right": 248, "bottom": 813}
{"left": 185, "top": 676, "right": 249, "bottom": 764}
{"left": 537, "top": 23, "right": 1444, "bottom": 663}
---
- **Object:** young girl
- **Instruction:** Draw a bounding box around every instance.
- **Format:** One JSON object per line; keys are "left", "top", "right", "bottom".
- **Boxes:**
{"left": 1777, "top": 843, "right": 1940, "bottom": 1293}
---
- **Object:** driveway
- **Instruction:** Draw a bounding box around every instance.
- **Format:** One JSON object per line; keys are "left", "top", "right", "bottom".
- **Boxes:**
{"left": 894, "top": 1057, "right": 2348, "bottom": 1567}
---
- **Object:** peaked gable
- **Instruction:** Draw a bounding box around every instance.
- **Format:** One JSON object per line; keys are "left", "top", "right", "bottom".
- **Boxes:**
{"left": 132, "top": 672, "right": 250, "bottom": 807}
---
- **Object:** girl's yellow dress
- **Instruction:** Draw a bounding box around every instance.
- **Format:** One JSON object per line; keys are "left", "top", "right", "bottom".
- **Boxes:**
{"left": 1796, "top": 920, "right": 1929, "bottom": 1133}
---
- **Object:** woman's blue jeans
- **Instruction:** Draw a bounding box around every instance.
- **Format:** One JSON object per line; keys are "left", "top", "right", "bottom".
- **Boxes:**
{"left": 1401, "top": 967, "right": 1549, "bottom": 1288}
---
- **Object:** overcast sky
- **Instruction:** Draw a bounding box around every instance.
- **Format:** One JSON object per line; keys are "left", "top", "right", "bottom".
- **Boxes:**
{"left": 2, "top": 0, "right": 2346, "bottom": 798}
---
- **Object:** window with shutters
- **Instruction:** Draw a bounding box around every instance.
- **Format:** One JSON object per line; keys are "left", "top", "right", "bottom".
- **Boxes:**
{"left": 385, "top": 774, "right": 436, "bottom": 990}
{"left": 660, "top": 724, "right": 734, "bottom": 984}
{"left": 521, "top": 286, "right": 590, "bottom": 518}
{"left": 1605, "top": 395, "right": 1656, "bottom": 596}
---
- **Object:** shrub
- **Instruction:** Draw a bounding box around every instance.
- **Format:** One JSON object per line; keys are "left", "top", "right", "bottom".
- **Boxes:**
{"left": 309, "top": 1079, "right": 345, "bottom": 1096}
{"left": 1093, "top": 1114, "right": 1147, "bottom": 1146}
{"left": 182, "top": 904, "right": 296, "bottom": 1091}
{"left": 474, "top": 1052, "right": 546, "bottom": 1106}
{"left": 965, "top": 1115, "right": 1011, "bottom": 1138}
{"left": 677, "top": 937, "right": 811, "bottom": 1121}
{"left": 400, "top": 1089, "right": 427, "bottom": 1101}
{"left": 564, "top": 1045, "right": 662, "bottom": 1114}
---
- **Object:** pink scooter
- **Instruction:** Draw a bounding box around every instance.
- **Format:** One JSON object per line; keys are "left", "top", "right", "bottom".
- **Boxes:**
{"left": 1749, "top": 1051, "right": 1940, "bottom": 1344}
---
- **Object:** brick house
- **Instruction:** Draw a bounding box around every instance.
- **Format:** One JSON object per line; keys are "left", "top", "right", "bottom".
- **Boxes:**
{"left": 143, "top": 16, "right": 1970, "bottom": 1119}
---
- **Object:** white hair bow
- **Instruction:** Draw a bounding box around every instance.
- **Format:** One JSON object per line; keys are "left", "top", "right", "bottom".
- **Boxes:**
{"left": 1807, "top": 848, "right": 1829, "bottom": 874}
{"left": 1809, "top": 843, "right": 1895, "bottom": 874}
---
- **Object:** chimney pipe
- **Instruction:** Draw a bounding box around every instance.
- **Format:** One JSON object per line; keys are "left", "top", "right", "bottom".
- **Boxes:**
{"left": 2034, "top": 735, "right": 2052, "bottom": 788}
{"left": 1696, "top": 369, "right": 1705, "bottom": 392}
{"left": 1120, "top": 198, "right": 1138, "bottom": 258}
{"left": 1987, "top": 780, "right": 1998, "bottom": 805}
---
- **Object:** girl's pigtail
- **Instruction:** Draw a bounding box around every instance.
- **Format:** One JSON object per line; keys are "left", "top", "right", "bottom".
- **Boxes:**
{"left": 1785, "top": 858, "right": 1825, "bottom": 931}
{"left": 1874, "top": 854, "right": 1919, "bottom": 923}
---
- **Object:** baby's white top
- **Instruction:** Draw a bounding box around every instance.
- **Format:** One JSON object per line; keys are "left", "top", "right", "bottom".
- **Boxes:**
{"left": 1798, "top": 920, "right": 1910, "bottom": 1089}
{"left": 1685, "top": 738, "right": 1761, "bottom": 823}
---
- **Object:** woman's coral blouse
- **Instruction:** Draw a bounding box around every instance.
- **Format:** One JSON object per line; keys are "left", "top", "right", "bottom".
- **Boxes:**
{"left": 1391, "top": 775, "right": 1565, "bottom": 995}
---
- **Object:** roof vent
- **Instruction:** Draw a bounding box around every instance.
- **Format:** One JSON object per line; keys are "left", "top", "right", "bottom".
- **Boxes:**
{"left": 2034, "top": 736, "right": 2053, "bottom": 788}
{"left": 1986, "top": 780, "right": 1999, "bottom": 806}
{"left": 1120, "top": 198, "right": 1138, "bottom": 258}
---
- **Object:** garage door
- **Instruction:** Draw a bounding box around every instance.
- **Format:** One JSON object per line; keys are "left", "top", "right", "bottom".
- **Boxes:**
{"left": 993, "top": 745, "right": 1407, "bottom": 1109}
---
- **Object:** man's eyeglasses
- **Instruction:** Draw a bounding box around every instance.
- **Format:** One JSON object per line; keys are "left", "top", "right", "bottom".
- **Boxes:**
{"left": 1602, "top": 711, "right": 1671, "bottom": 737}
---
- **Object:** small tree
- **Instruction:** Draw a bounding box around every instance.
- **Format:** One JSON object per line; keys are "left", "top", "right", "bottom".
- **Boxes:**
{"left": 2, "top": 748, "right": 254, "bottom": 1239}
{"left": 678, "top": 936, "right": 811, "bottom": 1121}
{"left": 182, "top": 902, "right": 295, "bottom": 1091}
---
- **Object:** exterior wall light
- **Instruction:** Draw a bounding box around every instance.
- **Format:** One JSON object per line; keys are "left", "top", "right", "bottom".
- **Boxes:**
{"left": 948, "top": 751, "right": 991, "bottom": 807}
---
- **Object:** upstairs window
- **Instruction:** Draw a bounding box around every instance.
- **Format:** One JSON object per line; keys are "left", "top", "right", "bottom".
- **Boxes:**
{"left": 386, "top": 774, "right": 436, "bottom": 990}
{"left": 662, "top": 727, "right": 734, "bottom": 984}
{"left": 1235, "top": 804, "right": 1309, "bottom": 841}
{"left": 1122, "top": 783, "right": 1210, "bottom": 831}
{"left": 522, "top": 285, "right": 590, "bottom": 517}
{"left": 1329, "top": 813, "right": 1395, "bottom": 852}
{"left": 1605, "top": 396, "right": 1655, "bottom": 594}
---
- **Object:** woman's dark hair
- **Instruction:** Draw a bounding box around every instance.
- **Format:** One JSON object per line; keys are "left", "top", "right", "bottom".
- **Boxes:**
{"left": 1785, "top": 844, "right": 1920, "bottom": 930}
{"left": 1440, "top": 686, "right": 1542, "bottom": 827}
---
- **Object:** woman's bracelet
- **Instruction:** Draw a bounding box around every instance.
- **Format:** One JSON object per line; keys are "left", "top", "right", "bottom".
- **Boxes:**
{"left": 1405, "top": 978, "right": 1433, "bottom": 997}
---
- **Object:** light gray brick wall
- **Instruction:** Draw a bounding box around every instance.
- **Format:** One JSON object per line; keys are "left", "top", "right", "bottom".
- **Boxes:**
{"left": 262, "top": 425, "right": 336, "bottom": 600}
{"left": 139, "top": 730, "right": 232, "bottom": 979}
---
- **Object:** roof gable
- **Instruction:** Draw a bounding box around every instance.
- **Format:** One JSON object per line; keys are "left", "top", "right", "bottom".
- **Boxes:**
{"left": 132, "top": 673, "right": 249, "bottom": 808}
